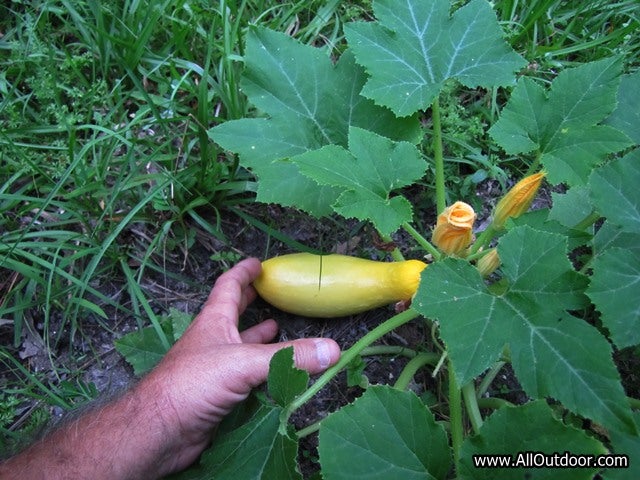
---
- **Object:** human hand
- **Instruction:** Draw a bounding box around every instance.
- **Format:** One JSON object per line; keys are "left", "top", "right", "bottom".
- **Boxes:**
{"left": 139, "top": 257, "right": 341, "bottom": 475}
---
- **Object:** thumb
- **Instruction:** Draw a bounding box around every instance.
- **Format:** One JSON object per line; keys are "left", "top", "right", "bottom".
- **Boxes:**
{"left": 241, "top": 338, "right": 341, "bottom": 389}
{"left": 281, "top": 337, "right": 341, "bottom": 374}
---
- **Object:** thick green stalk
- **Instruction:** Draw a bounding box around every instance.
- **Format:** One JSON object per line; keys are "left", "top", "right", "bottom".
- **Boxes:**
{"left": 469, "top": 224, "right": 497, "bottom": 256}
{"left": 476, "top": 360, "right": 506, "bottom": 398}
{"left": 295, "top": 344, "right": 423, "bottom": 439}
{"left": 432, "top": 96, "right": 446, "bottom": 214}
{"left": 282, "top": 309, "right": 420, "bottom": 425}
{"left": 402, "top": 222, "right": 441, "bottom": 260}
{"left": 449, "top": 360, "right": 464, "bottom": 471}
{"left": 393, "top": 352, "right": 439, "bottom": 391}
{"left": 477, "top": 397, "right": 515, "bottom": 409}
{"left": 361, "top": 345, "right": 418, "bottom": 358}
{"left": 462, "top": 382, "right": 483, "bottom": 434}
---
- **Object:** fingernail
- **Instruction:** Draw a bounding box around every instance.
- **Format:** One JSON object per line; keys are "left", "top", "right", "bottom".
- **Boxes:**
{"left": 314, "top": 339, "right": 332, "bottom": 370}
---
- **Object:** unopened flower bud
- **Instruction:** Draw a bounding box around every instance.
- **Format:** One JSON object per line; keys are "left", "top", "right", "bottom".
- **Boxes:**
{"left": 492, "top": 172, "right": 546, "bottom": 230}
{"left": 477, "top": 249, "right": 500, "bottom": 277}
{"left": 432, "top": 201, "right": 476, "bottom": 255}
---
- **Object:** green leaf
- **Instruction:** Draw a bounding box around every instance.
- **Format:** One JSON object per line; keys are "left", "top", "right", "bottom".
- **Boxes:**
{"left": 172, "top": 405, "right": 301, "bottom": 480}
{"left": 593, "top": 222, "right": 640, "bottom": 258}
{"left": 267, "top": 347, "right": 309, "bottom": 408}
{"left": 210, "top": 27, "right": 421, "bottom": 217}
{"left": 344, "top": 0, "right": 526, "bottom": 116}
{"left": 510, "top": 209, "right": 592, "bottom": 251}
{"left": 318, "top": 385, "right": 450, "bottom": 480}
{"left": 603, "top": 412, "right": 640, "bottom": 479}
{"left": 114, "top": 320, "right": 173, "bottom": 376}
{"left": 606, "top": 70, "right": 640, "bottom": 144}
{"left": 293, "top": 127, "right": 426, "bottom": 235}
{"left": 490, "top": 56, "right": 633, "bottom": 186}
{"left": 413, "top": 226, "right": 636, "bottom": 434}
{"left": 169, "top": 307, "right": 193, "bottom": 341}
{"left": 548, "top": 186, "right": 593, "bottom": 229}
{"left": 589, "top": 149, "right": 640, "bottom": 234}
{"left": 459, "top": 401, "right": 606, "bottom": 480}
{"left": 587, "top": 247, "right": 640, "bottom": 349}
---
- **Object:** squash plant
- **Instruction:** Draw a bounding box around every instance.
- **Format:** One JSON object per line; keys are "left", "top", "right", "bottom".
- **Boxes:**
{"left": 118, "top": 0, "right": 639, "bottom": 478}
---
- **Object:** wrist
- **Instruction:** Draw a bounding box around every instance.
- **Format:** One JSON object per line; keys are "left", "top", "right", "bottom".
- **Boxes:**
{"left": 134, "top": 371, "right": 212, "bottom": 476}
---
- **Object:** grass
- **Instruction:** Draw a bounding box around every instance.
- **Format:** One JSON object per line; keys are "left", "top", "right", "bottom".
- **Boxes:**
{"left": 0, "top": 0, "right": 638, "bottom": 457}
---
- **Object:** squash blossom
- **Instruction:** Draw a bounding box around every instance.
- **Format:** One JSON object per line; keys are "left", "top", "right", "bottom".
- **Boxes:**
{"left": 492, "top": 172, "right": 546, "bottom": 229}
{"left": 477, "top": 248, "right": 500, "bottom": 277}
{"left": 432, "top": 201, "right": 476, "bottom": 255}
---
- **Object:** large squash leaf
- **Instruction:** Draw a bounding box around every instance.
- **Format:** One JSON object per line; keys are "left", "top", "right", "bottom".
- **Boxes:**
{"left": 211, "top": 27, "right": 421, "bottom": 217}
{"left": 344, "top": 0, "right": 526, "bottom": 116}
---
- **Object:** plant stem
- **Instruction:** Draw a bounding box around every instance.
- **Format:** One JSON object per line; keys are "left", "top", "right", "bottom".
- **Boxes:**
{"left": 379, "top": 233, "right": 405, "bottom": 261}
{"left": 462, "top": 382, "right": 483, "bottom": 434}
{"left": 477, "top": 397, "right": 515, "bottom": 409}
{"left": 573, "top": 211, "right": 600, "bottom": 231}
{"left": 469, "top": 224, "right": 497, "bottom": 256}
{"left": 296, "top": 420, "right": 321, "bottom": 439}
{"left": 476, "top": 361, "right": 506, "bottom": 398}
{"left": 628, "top": 396, "right": 640, "bottom": 410}
{"left": 402, "top": 222, "right": 441, "bottom": 260}
{"left": 361, "top": 345, "right": 418, "bottom": 358}
{"left": 282, "top": 309, "right": 420, "bottom": 425}
{"left": 448, "top": 359, "right": 464, "bottom": 471}
{"left": 393, "top": 352, "right": 440, "bottom": 391}
{"left": 431, "top": 96, "right": 446, "bottom": 214}
{"left": 525, "top": 150, "right": 543, "bottom": 176}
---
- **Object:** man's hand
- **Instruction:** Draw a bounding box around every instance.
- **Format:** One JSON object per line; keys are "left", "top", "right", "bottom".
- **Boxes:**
{"left": 145, "top": 257, "right": 341, "bottom": 474}
{"left": 0, "top": 258, "right": 341, "bottom": 480}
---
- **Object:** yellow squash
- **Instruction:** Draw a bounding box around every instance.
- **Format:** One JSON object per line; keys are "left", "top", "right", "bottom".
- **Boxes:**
{"left": 253, "top": 253, "right": 427, "bottom": 318}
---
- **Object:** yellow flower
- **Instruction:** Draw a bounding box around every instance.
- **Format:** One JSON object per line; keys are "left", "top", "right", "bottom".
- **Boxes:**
{"left": 432, "top": 201, "right": 476, "bottom": 255}
{"left": 493, "top": 172, "right": 546, "bottom": 229}
{"left": 477, "top": 249, "right": 500, "bottom": 277}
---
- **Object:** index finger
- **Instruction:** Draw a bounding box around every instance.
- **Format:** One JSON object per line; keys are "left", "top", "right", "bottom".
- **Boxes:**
{"left": 206, "top": 257, "right": 261, "bottom": 306}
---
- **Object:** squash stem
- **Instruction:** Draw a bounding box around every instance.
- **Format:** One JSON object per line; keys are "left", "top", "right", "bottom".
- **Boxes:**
{"left": 476, "top": 360, "right": 506, "bottom": 398}
{"left": 282, "top": 309, "right": 420, "bottom": 425}
{"left": 449, "top": 359, "right": 464, "bottom": 472}
{"left": 462, "top": 381, "right": 483, "bottom": 434}
{"left": 432, "top": 96, "right": 446, "bottom": 214}
{"left": 379, "top": 232, "right": 405, "bottom": 261}
{"left": 393, "top": 352, "right": 440, "bottom": 391}
{"left": 295, "top": 346, "right": 428, "bottom": 439}
{"left": 402, "top": 222, "right": 441, "bottom": 260}
{"left": 477, "top": 397, "right": 515, "bottom": 409}
{"left": 469, "top": 224, "right": 497, "bottom": 256}
{"left": 361, "top": 345, "right": 418, "bottom": 358}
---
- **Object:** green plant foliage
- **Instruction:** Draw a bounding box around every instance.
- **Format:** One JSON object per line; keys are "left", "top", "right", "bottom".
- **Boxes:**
{"left": 489, "top": 56, "right": 633, "bottom": 186}
{"left": 606, "top": 71, "right": 640, "bottom": 144}
{"left": 210, "top": 27, "right": 422, "bottom": 217}
{"left": 459, "top": 401, "right": 607, "bottom": 480}
{"left": 318, "top": 386, "right": 450, "bottom": 480}
{"left": 587, "top": 150, "right": 640, "bottom": 348}
{"left": 293, "top": 127, "right": 426, "bottom": 235}
{"left": 170, "top": 405, "right": 301, "bottom": 480}
{"left": 344, "top": 0, "right": 527, "bottom": 116}
{"left": 169, "top": 347, "right": 304, "bottom": 480}
{"left": 114, "top": 308, "right": 192, "bottom": 376}
{"left": 606, "top": 413, "right": 640, "bottom": 479}
{"left": 267, "top": 347, "right": 309, "bottom": 408}
{"left": 413, "top": 226, "right": 635, "bottom": 435}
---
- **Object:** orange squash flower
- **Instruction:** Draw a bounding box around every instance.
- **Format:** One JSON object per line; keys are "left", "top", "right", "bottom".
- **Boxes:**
{"left": 432, "top": 201, "right": 476, "bottom": 255}
{"left": 493, "top": 172, "right": 546, "bottom": 229}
